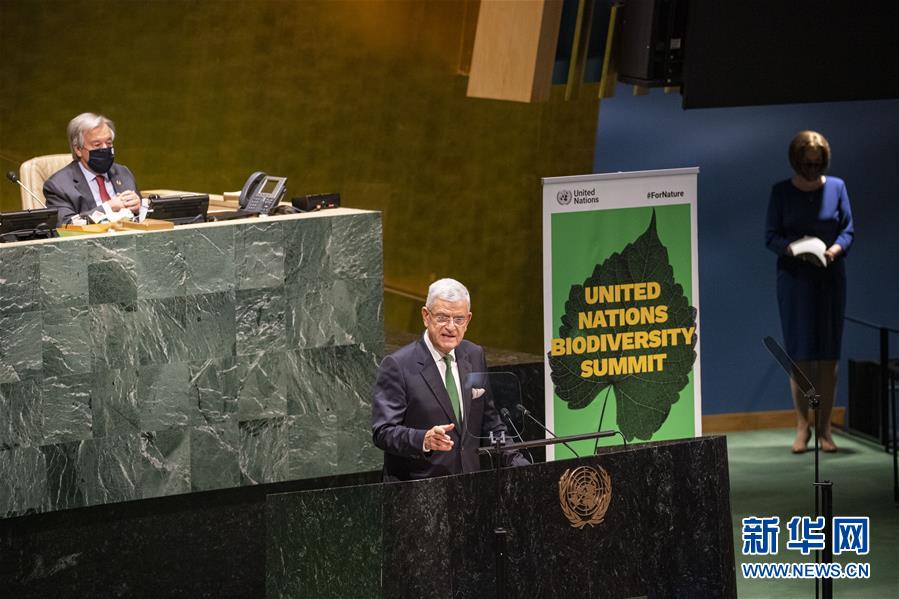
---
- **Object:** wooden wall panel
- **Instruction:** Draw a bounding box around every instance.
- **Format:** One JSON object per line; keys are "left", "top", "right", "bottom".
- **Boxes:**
{"left": 467, "top": 0, "right": 564, "bottom": 103}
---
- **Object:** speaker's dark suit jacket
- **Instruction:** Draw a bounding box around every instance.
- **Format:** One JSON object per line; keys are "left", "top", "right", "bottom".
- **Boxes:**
{"left": 43, "top": 160, "right": 139, "bottom": 224}
{"left": 372, "top": 337, "right": 527, "bottom": 481}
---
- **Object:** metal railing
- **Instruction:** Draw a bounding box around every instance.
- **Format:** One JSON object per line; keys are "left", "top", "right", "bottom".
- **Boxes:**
{"left": 844, "top": 315, "right": 898, "bottom": 502}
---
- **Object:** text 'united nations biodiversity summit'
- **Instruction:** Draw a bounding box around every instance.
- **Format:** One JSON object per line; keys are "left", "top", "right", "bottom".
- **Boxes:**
{"left": 550, "top": 281, "right": 695, "bottom": 378}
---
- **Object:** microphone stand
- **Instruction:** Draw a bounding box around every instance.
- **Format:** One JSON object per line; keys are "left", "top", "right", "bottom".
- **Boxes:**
{"left": 500, "top": 408, "right": 534, "bottom": 465}
{"left": 488, "top": 431, "right": 508, "bottom": 599}
{"left": 515, "top": 404, "right": 583, "bottom": 458}
{"left": 763, "top": 336, "right": 833, "bottom": 599}
{"left": 6, "top": 171, "right": 48, "bottom": 209}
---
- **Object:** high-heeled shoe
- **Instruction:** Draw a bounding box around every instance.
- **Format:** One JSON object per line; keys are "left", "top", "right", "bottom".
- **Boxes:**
{"left": 791, "top": 426, "right": 811, "bottom": 454}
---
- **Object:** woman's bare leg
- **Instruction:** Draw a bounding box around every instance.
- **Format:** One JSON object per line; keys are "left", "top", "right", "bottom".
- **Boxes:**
{"left": 791, "top": 360, "right": 814, "bottom": 453}
{"left": 815, "top": 360, "right": 838, "bottom": 451}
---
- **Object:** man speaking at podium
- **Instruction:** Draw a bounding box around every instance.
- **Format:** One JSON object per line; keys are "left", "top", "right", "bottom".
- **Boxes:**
{"left": 43, "top": 112, "right": 141, "bottom": 224}
{"left": 372, "top": 278, "right": 528, "bottom": 481}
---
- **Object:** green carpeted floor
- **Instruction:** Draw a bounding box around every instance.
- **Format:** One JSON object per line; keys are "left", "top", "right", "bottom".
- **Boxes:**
{"left": 727, "top": 428, "right": 898, "bottom": 598}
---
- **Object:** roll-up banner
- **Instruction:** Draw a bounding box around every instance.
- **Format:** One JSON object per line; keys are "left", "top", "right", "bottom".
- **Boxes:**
{"left": 542, "top": 168, "right": 701, "bottom": 460}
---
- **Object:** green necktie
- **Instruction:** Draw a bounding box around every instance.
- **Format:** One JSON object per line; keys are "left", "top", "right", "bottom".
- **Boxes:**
{"left": 442, "top": 355, "right": 461, "bottom": 424}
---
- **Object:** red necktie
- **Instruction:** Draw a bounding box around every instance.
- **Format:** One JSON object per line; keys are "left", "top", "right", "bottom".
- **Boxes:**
{"left": 96, "top": 175, "right": 111, "bottom": 203}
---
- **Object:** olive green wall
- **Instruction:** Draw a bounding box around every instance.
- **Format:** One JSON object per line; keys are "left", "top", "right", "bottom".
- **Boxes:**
{"left": 0, "top": 0, "right": 599, "bottom": 353}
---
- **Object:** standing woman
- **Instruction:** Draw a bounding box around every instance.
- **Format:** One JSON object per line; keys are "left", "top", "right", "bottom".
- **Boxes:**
{"left": 766, "top": 130, "right": 854, "bottom": 453}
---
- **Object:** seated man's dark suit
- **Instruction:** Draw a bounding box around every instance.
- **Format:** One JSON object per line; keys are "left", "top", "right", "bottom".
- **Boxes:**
{"left": 372, "top": 337, "right": 527, "bottom": 481}
{"left": 43, "top": 160, "right": 139, "bottom": 224}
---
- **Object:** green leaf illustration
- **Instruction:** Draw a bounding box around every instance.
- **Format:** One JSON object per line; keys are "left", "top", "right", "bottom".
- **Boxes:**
{"left": 548, "top": 211, "right": 697, "bottom": 441}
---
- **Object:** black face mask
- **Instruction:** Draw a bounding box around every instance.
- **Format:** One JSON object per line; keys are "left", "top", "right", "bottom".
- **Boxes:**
{"left": 86, "top": 147, "right": 115, "bottom": 174}
{"left": 797, "top": 161, "right": 826, "bottom": 182}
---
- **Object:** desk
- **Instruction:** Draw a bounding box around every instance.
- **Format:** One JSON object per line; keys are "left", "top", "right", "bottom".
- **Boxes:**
{"left": 0, "top": 209, "right": 383, "bottom": 518}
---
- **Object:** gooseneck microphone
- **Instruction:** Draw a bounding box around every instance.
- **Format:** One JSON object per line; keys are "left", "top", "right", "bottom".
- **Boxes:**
{"left": 499, "top": 408, "right": 524, "bottom": 440}
{"left": 500, "top": 407, "right": 534, "bottom": 464}
{"left": 516, "top": 403, "right": 581, "bottom": 457}
{"left": 6, "top": 171, "right": 47, "bottom": 209}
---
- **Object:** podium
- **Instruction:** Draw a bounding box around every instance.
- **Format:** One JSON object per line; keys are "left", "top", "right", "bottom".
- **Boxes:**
{"left": 266, "top": 436, "right": 737, "bottom": 598}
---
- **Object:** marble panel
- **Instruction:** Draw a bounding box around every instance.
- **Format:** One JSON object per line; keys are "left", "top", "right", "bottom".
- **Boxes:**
{"left": 287, "top": 412, "right": 338, "bottom": 479}
{"left": 91, "top": 367, "right": 140, "bottom": 438}
{"left": 283, "top": 215, "right": 331, "bottom": 291}
{"left": 41, "top": 439, "right": 86, "bottom": 511}
{"left": 189, "top": 356, "right": 239, "bottom": 424}
{"left": 138, "top": 361, "right": 202, "bottom": 431}
{"left": 236, "top": 287, "right": 286, "bottom": 356}
{"left": 134, "top": 296, "right": 190, "bottom": 365}
{"left": 183, "top": 291, "right": 237, "bottom": 361}
{"left": 331, "top": 344, "right": 380, "bottom": 417}
{"left": 0, "top": 378, "right": 42, "bottom": 450}
{"left": 88, "top": 302, "right": 140, "bottom": 371}
{"left": 40, "top": 374, "right": 92, "bottom": 444}
{"left": 333, "top": 277, "right": 384, "bottom": 353}
{"left": 239, "top": 416, "right": 291, "bottom": 485}
{"left": 286, "top": 277, "right": 384, "bottom": 351}
{"left": 289, "top": 344, "right": 380, "bottom": 475}
{"left": 266, "top": 483, "right": 383, "bottom": 599}
{"left": 237, "top": 351, "right": 288, "bottom": 420}
{"left": 190, "top": 420, "right": 240, "bottom": 491}
{"left": 382, "top": 478, "right": 456, "bottom": 598}
{"left": 39, "top": 241, "right": 88, "bottom": 309}
{"left": 330, "top": 213, "right": 383, "bottom": 280}
{"left": 135, "top": 231, "right": 188, "bottom": 299}
{"left": 283, "top": 346, "right": 341, "bottom": 416}
{"left": 286, "top": 344, "right": 378, "bottom": 415}
{"left": 0, "top": 311, "right": 42, "bottom": 383}
{"left": 335, "top": 419, "right": 382, "bottom": 476}
{"left": 178, "top": 226, "right": 237, "bottom": 295}
{"left": 236, "top": 221, "right": 285, "bottom": 290}
{"left": 285, "top": 279, "right": 341, "bottom": 350}
{"left": 78, "top": 434, "right": 141, "bottom": 507}
{"left": 0, "top": 245, "right": 39, "bottom": 315}
{"left": 139, "top": 427, "right": 191, "bottom": 499}
{"left": 0, "top": 444, "right": 46, "bottom": 517}
{"left": 41, "top": 306, "right": 91, "bottom": 377}
{"left": 86, "top": 235, "right": 137, "bottom": 305}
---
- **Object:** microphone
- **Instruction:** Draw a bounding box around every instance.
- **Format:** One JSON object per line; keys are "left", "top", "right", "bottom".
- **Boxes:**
{"left": 6, "top": 171, "right": 47, "bottom": 209}
{"left": 516, "top": 403, "right": 581, "bottom": 457}
{"left": 500, "top": 407, "right": 534, "bottom": 464}
{"left": 500, "top": 408, "right": 524, "bottom": 441}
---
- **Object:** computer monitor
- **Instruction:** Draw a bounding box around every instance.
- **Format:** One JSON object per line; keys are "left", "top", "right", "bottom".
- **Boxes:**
{"left": 0, "top": 208, "right": 59, "bottom": 243}
{"left": 148, "top": 194, "right": 209, "bottom": 225}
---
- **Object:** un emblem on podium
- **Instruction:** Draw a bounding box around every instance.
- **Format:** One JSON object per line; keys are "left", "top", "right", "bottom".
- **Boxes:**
{"left": 559, "top": 466, "right": 612, "bottom": 529}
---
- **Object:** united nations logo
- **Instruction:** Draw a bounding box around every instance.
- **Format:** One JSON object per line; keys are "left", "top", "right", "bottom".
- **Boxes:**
{"left": 556, "top": 189, "right": 572, "bottom": 205}
{"left": 559, "top": 465, "right": 612, "bottom": 529}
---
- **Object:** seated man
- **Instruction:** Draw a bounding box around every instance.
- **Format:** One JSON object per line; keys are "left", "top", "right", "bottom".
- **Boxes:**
{"left": 43, "top": 112, "right": 141, "bottom": 224}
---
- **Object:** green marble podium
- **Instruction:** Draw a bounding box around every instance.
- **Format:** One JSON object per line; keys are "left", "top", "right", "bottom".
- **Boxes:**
{"left": 0, "top": 209, "right": 383, "bottom": 518}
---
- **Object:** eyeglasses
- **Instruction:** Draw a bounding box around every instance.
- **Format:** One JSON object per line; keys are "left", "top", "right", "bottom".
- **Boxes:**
{"left": 429, "top": 312, "right": 468, "bottom": 327}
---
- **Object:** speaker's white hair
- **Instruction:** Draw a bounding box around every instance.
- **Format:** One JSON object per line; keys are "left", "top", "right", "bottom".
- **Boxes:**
{"left": 67, "top": 112, "right": 115, "bottom": 159}
{"left": 426, "top": 278, "right": 470, "bottom": 311}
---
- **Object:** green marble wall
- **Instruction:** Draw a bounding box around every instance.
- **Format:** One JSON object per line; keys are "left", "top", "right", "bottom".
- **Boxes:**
{"left": 0, "top": 210, "right": 383, "bottom": 518}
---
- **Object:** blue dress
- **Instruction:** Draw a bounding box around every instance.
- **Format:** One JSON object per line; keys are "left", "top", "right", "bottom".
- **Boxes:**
{"left": 766, "top": 177, "right": 854, "bottom": 360}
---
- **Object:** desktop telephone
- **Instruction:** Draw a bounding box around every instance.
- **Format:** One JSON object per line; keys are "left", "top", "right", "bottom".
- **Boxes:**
{"left": 239, "top": 171, "right": 288, "bottom": 215}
